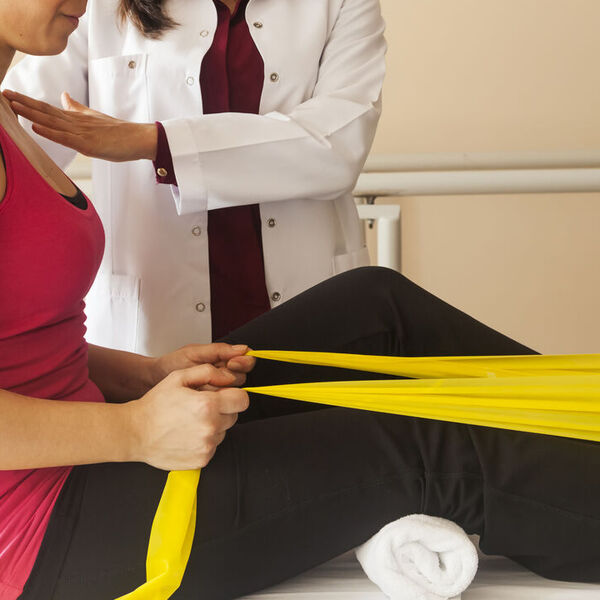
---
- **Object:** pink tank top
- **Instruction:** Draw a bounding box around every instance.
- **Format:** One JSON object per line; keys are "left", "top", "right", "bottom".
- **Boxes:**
{"left": 0, "top": 125, "right": 105, "bottom": 598}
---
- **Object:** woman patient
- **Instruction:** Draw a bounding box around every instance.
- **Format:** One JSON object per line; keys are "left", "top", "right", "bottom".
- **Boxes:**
{"left": 1, "top": 2, "right": 599, "bottom": 599}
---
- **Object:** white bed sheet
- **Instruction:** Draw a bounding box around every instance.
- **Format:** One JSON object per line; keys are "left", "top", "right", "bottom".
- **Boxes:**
{"left": 242, "top": 551, "right": 600, "bottom": 599}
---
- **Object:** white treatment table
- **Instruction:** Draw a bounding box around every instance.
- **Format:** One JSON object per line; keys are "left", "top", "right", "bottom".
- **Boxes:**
{"left": 242, "top": 550, "right": 600, "bottom": 600}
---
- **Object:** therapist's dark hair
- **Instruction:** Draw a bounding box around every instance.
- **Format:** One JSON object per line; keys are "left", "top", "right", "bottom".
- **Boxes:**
{"left": 118, "top": 0, "right": 178, "bottom": 38}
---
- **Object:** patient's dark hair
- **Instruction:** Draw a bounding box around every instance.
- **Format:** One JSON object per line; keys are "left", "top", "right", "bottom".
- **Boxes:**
{"left": 118, "top": 0, "right": 178, "bottom": 39}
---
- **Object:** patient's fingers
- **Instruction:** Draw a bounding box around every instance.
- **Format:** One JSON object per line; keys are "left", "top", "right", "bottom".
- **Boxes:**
{"left": 227, "top": 354, "right": 256, "bottom": 373}
{"left": 187, "top": 343, "right": 250, "bottom": 366}
{"left": 216, "top": 387, "right": 249, "bottom": 415}
{"left": 199, "top": 370, "right": 247, "bottom": 389}
{"left": 217, "top": 414, "right": 238, "bottom": 433}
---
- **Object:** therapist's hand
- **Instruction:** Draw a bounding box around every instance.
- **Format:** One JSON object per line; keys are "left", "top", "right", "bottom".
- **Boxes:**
{"left": 152, "top": 343, "right": 256, "bottom": 389}
{"left": 3, "top": 89, "right": 157, "bottom": 162}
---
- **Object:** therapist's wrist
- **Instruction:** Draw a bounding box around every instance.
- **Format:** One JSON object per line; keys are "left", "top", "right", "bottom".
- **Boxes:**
{"left": 125, "top": 122, "right": 159, "bottom": 161}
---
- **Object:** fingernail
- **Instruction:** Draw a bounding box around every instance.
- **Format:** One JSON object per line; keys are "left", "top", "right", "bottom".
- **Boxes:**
{"left": 232, "top": 344, "right": 247, "bottom": 351}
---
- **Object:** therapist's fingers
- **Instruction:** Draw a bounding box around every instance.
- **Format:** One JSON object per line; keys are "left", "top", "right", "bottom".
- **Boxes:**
{"left": 5, "top": 89, "right": 96, "bottom": 121}
{"left": 29, "top": 124, "right": 86, "bottom": 156}
{"left": 6, "top": 91, "right": 113, "bottom": 134}
{"left": 4, "top": 89, "right": 104, "bottom": 151}
{"left": 61, "top": 92, "right": 93, "bottom": 114}
{"left": 6, "top": 100, "right": 70, "bottom": 133}
{"left": 4, "top": 89, "right": 157, "bottom": 162}
{"left": 3, "top": 89, "right": 69, "bottom": 120}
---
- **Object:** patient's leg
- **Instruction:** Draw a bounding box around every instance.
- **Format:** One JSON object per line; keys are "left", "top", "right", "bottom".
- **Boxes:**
{"left": 35, "top": 267, "right": 599, "bottom": 600}
{"left": 47, "top": 408, "right": 485, "bottom": 600}
{"left": 222, "top": 266, "right": 535, "bottom": 420}
{"left": 48, "top": 402, "right": 600, "bottom": 599}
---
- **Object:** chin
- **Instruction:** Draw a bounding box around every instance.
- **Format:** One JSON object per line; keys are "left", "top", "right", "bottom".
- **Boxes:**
{"left": 26, "top": 37, "right": 70, "bottom": 57}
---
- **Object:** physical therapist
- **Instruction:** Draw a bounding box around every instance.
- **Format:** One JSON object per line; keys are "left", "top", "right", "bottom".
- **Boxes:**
{"left": 4, "top": 0, "right": 386, "bottom": 356}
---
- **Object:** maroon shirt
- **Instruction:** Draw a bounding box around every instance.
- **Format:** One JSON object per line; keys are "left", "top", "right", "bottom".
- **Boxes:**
{"left": 154, "top": 0, "right": 271, "bottom": 340}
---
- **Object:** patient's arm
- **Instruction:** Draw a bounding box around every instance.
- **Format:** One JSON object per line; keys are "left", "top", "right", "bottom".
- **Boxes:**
{"left": 0, "top": 364, "right": 248, "bottom": 471}
{"left": 87, "top": 343, "right": 255, "bottom": 403}
{"left": 0, "top": 387, "right": 134, "bottom": 470}
{"left": 87, "top": 344, "right": 157, "bottom": 404}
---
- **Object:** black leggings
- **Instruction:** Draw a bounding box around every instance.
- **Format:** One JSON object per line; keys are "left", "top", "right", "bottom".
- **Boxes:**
{"left": 21, "top": 268, "right": 600, "bottom": 599}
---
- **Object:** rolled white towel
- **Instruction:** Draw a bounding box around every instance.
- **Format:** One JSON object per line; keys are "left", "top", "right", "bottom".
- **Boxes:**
{"left": 355, "top": 514, "right": 478, "bottom": 600}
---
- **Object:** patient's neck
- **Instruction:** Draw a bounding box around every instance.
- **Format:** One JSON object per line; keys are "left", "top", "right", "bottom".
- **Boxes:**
{"left": 0, "top": 43, "right": 15, "bottom": 88}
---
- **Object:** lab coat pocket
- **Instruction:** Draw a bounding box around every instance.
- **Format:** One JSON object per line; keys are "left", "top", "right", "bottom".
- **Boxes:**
{"left": 108, "top": 274, "right": 140, "bottom": 353}
{"left": 332, "top": 246, "right": 371, "bottom": 275}
{"left": 85, "top": 273, "right": 140, "bottom": 353}
{"left": 88, "top": 53, "right": 149, "bottom": 121}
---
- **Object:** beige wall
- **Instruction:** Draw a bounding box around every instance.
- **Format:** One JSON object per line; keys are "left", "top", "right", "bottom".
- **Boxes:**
{"left": 370, "top": 0, "right": 600, "bottom": 353}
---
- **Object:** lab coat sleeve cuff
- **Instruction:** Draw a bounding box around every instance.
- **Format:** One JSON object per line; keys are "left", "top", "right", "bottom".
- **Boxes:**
{"left": 161, "top": 117, "right": 207, "bottom": 215}
{"left": 153, "top": 122, "right": 178, "bottom": 185}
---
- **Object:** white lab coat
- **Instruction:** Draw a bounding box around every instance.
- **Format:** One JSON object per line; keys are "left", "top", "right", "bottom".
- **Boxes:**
{"left": 5, "top": 0, "right": 386, "bottom": 356}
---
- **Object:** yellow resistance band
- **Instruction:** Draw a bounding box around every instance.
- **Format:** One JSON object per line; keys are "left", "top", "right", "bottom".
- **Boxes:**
{"left": 115, "top": 469, "right": 200, "bottom": 600}
{"left": 115, "top": 351, "right": 600, "bottom": 599}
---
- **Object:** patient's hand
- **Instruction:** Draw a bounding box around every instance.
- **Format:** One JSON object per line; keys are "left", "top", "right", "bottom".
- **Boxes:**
{"left": 3, "top": 89, "right": 157, "bottom": 162}
{"left": 152, "top": 343, "right": 256, "bottom": 389}
{"left": 131, "top": 364, "right": 249, "bottom": 470}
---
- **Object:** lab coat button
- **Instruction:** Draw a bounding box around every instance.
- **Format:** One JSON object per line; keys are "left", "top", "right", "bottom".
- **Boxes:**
{"left": 270, "top": 72, "right": 279, "bottom": 83}
{"left": 186, "top": 76, "right": 195, "bottom": 86}
{"left": 200, "top": 30, "right": 209, "bottom": 37}
{"left": 271, "top": 292, "right": 281, "bottom": 302}
{"left": 128, "top": 60, "right": 136, "bottom": 69}
{"left": 253, "top": 21, "right": 263, "bottom": 29}
{"left": 157, "top": 167, "right": 168, "bottom": 177}
{"left": 192, "top": 226, "right": 202, "bottom": 237}
{"left": 195, "top": 302, "right": 206, "bottom": 313}
{"left": 267, "top": 218, "right": 276, "bottom": 228}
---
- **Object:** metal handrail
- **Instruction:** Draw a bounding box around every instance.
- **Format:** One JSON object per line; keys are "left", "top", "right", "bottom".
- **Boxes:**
{"left": 363, "top": 151, "right": 600, "bottom": 173}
